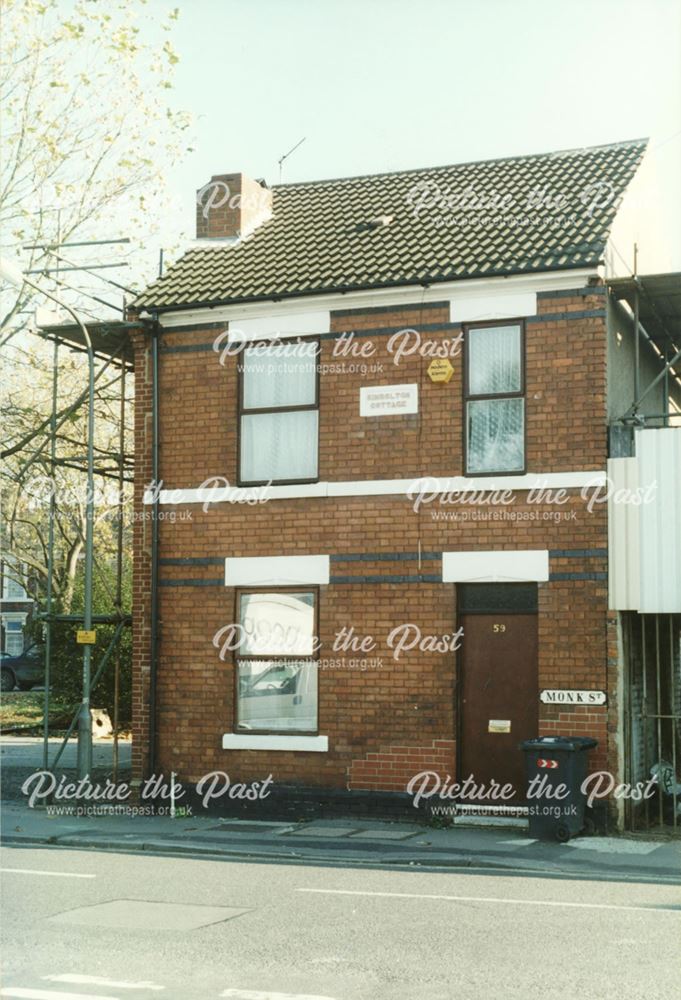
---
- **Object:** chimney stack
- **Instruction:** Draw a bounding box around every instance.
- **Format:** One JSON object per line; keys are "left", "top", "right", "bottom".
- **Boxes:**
{"left": 196, "top": 173, "right": 272, "bottom": 241}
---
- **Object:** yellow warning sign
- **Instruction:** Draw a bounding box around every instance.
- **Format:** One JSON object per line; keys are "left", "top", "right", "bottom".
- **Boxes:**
{"left": 76, "top": 630, "right": 97, "bottom": 645}
{"left": 427, "top": 358, "right": 454, "bottom": 383}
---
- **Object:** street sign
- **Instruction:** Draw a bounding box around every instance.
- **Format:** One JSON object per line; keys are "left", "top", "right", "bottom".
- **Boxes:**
{"left": 540, "top": 689, "right": 606, "bottom": 706}
{"left": 359, "top": 383, "right": 418, "bottom": 416}
{"left": 76, "top": 629, "right": 97, "bottom": 644}
{"left": 427, "top": 358, "right": 454, "bottom": 383}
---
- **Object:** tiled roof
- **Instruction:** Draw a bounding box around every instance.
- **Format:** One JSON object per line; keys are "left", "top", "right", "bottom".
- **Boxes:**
{"left": 135, "top": 139, "right": 647, "bottom": 311}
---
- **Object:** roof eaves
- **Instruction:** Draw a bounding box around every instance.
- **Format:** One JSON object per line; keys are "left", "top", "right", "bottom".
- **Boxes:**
{"left": 141, "top": 258, "right": 603, "bottom": 315}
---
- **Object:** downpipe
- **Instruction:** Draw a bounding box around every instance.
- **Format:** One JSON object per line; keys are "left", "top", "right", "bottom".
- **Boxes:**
{"left": 148, "top": 316, "right": 160, "bottom": 778}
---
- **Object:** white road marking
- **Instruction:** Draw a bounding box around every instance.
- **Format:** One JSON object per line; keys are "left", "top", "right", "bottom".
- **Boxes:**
{"left": 0, "top": 868, "right": 95, "bottom": 879}
{"left": 45, "top": 975, "right": 165, "bottom": 990}
{"left": 1, "top": 989, "right": 119, "bottom": 1000}
{"left": 220, "top": 991, "right": 338, "bottom": 999}
{"left": 297, "top": 888, "right": 681, "bottom": 914}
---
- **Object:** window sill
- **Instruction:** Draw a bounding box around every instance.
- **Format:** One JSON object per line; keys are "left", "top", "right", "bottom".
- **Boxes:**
{"left": 222, "top": 733, "right": 328, "bottom": 752}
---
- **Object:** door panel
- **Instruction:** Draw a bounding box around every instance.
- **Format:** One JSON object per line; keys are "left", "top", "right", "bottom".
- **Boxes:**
{"left": 459, "top": 612, "right": 538, "bottom": 797}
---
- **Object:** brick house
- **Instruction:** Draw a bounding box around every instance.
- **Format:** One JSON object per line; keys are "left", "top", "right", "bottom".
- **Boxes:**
{"left": 0, "top": 559, "right": 34, "bottom": 657}
{"left": 129, "top": 138, "right": 681, "bottom": 824}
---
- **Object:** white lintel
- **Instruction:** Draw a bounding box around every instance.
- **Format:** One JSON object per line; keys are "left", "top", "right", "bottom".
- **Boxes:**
{"left": 442, "top": 549, "right": 550, "bottom": 583}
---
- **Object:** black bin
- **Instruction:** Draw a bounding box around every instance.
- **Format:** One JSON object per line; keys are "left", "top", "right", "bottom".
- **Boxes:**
{"left": 520, "top": 736, "right": 598, "bottom": 842}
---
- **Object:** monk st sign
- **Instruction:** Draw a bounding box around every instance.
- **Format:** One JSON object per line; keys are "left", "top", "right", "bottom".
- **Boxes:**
{"left": 540, "top": 689, "right": 607, "bottom": 706}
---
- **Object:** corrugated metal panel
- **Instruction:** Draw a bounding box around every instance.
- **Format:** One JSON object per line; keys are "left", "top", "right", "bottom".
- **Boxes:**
{"left": 608, "top": 457, "right": 640, "bottom": 610}
{"left": 637, "top": 428, "right": 681, "bottom": 613}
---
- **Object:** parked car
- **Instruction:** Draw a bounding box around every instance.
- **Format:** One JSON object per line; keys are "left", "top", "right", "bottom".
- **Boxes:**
{"left": 0, "top": 644, "right": 44, "bottom": 692}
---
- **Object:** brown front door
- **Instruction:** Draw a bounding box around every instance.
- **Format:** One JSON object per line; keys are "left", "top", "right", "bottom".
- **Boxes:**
{"left": 459, "top": 612, "right": 538, "bottom": 797}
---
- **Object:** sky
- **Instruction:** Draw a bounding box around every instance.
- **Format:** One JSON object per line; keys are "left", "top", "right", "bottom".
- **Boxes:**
{"left": 155, "top": 0, "right": 681, "bottom": 267}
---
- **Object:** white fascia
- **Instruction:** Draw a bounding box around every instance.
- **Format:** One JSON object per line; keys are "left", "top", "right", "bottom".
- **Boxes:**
{"left": 146, "top": 267, "right": 598, "bottom": 329}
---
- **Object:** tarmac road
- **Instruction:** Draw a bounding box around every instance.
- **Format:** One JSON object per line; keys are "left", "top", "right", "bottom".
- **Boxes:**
{"left": 1, "top": 843, "right": 680, "bottom": 1000}
{"left": 0, "top": 736, "right": 131, "bottom": 770}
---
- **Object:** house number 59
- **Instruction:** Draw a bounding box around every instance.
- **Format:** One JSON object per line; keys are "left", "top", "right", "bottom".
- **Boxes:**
{"left": 493, "top": 624, "right": 506, "bottom": 633}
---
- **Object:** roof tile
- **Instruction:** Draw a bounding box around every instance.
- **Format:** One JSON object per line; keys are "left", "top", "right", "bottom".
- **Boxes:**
{"left": 135, "top": 139, "right": 646, "bottom": 310}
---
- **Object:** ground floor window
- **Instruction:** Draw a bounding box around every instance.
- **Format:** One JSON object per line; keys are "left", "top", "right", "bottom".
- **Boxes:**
{"left": 234, "top": 589, "right": 318, "bottom": 733}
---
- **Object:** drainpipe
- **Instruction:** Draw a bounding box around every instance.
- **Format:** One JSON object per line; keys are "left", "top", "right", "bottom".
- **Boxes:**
{"left": 148, "top": 315, "right": 160, "bottom": 778}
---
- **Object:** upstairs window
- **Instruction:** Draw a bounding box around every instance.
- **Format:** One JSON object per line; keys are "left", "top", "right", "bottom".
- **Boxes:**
{"left": 238, "top": 341, "right": 319, "bottom": 484}
{"left": 465, "top": 322, "right": 525, "bottom": 474}
{"left": 3, "top": 620, "right": 24, "bottom": 656}
{"left": 3, "top": 572, "right": 26, "bottom": 600}
{"left": 234, "top": 589, "right": 318, "bottom": 734}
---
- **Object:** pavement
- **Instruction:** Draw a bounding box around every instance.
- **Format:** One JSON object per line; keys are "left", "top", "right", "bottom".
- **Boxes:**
{"left": 1, "top": 735, "right": 679, "bottom": 882}
{"left": 0, "top": 734, "right": 131, "bottom": 801}
{"left": 2, "top": 800, "right": 680, "bottom": 882}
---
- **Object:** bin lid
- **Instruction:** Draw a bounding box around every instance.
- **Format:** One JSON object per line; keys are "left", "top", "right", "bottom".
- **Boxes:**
{"left": 520, "top": 736, "right": 598, "bottom": 752}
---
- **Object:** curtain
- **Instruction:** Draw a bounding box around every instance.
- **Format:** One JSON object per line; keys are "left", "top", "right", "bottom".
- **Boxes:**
{"left": 467, "top": 398, "right": 524, "bottom": 473}
{"left": 468, "top": 325, "right": 521, "bottom": 395}
{"left": 243, "top": 346, "right": 317, "bottom": 408}
{"left": 241, "top": 410, "right": 318, "bottom": 482}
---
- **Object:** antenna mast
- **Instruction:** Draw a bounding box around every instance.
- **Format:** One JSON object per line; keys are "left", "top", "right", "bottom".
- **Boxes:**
{"left": 278, "top": 137, "right": 307, "bottom": 183}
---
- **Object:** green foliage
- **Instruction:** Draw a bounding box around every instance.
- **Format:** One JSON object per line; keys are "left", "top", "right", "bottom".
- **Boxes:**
{"left": 50, "top": 620, "right": 132, "bottom": 724}
{"left": 26, "top": 559, "right": 133, "bottom": 723}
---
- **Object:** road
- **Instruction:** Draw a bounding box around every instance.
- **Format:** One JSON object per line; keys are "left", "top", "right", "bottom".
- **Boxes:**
{"left": 1, "top": 844, "right": 679, "bottom": 1000}
{"left": 0, "top": 737, "right": 131, "bottom": 771}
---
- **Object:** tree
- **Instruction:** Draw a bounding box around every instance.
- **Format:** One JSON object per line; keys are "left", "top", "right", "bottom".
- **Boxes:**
{"left": 1, "top": 336, "right": 135, "bottom": 715}
{"left": 0, "top": 0, "right": 190, "bottom": 714}
{"left": 0, "top": 0, "right": 192, "bottom": 342}
{"left": 2, "top": 339, "right": 133, "bottom": 614}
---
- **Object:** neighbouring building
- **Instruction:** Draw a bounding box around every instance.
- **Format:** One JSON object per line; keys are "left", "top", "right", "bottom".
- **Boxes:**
{"left": 124, "top": 139, "right": 680, "bottom": 829}
{"left": 0, "top": 559, "right": 33, "bottom": 656}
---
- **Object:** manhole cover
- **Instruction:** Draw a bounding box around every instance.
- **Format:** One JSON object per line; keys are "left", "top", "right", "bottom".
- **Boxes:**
{"left": 48, "top": 899, "right": 248, "bottom": 930}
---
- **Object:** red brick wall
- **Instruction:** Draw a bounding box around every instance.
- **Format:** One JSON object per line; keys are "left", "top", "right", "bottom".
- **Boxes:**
{"left": 131, "top": 288, "right": 613, "bottom": 797}
{"left": 130, "top": 329, "right": 153, "bottom": 784}
{"left": 349, "top": 741, "right": 457, "bottom": 793}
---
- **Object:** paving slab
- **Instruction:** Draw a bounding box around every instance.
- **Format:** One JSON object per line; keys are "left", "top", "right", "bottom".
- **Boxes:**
{"left": 565, "top": 836, "right": 660, "bottom": 855}
{"left": 287, "top": 826, "right": 360, "bottom": 838}
{"left": 349, "top": 829, "right": 419, "bottom": 841}
{"left": 212, "top": 822, "right": 295, "bottom": 835}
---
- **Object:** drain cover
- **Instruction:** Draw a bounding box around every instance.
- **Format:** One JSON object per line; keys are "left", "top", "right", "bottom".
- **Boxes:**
{"left": 48, "top": 899, "right": 248, "bottom": 930}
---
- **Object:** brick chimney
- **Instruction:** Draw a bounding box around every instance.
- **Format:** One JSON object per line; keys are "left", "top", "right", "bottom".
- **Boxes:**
{"left": 196, "top": 173, "right": 272, "bottom": 241}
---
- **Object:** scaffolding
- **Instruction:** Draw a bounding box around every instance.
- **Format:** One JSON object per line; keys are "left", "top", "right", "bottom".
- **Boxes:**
{"left": 607, "top": 270, "right": 681, "bottom": 831}
{"left": 34, "top": 318, "right": 135, "bottom": 779}
{"left": 2, "top": 227, "right": 139, "bottom": 778}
